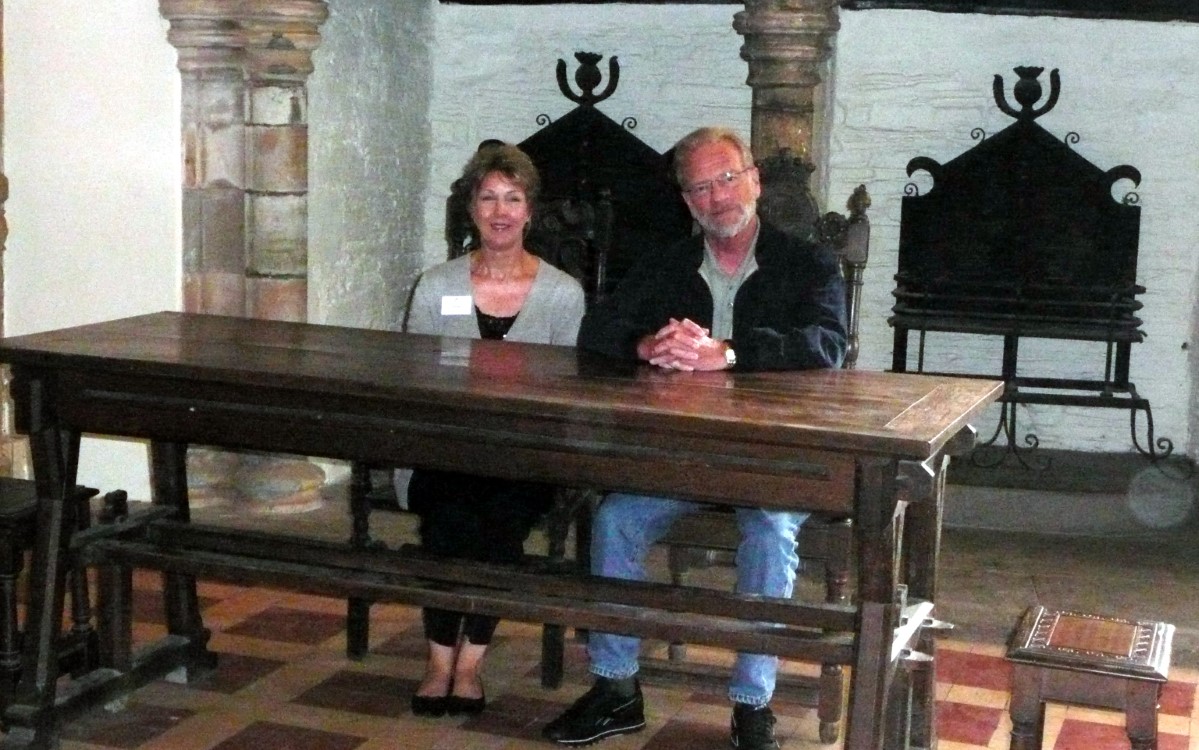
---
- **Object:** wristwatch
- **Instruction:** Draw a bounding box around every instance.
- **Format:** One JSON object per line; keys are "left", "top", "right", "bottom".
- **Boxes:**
{"left": 723, "top": 343, "right": 737, "bottom": 369}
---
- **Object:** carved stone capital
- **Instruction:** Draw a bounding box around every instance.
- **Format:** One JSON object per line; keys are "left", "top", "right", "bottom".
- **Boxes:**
{"left": 733, "top": 2, "right": 840, "bottom": 89}
{"left": 734, "top": 0, "right": 840, "bottom": 177}
{"left": 160, "top": 0, "right": 328, "bottom": 79}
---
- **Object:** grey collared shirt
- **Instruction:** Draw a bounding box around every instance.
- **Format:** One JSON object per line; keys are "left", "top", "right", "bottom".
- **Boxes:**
{"left": 698, "top": 225, "right": 760, "bottom": 341}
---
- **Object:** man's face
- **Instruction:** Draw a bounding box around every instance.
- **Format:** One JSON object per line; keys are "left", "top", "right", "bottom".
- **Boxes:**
{"left": 679, "top": 141, "right": 760, "bottom": 240}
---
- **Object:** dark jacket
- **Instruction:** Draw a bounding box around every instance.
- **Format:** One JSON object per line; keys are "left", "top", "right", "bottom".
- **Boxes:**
{"left": 578, "top": 219, "right": 847, "bottom": 372}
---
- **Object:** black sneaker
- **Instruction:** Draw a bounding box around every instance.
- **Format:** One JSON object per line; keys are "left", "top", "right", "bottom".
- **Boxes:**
{"left": 542, "top": 678, "right": 646, "bottom": 746}
{"left": 730, "top": 703, "right": 779, "bottom": 749}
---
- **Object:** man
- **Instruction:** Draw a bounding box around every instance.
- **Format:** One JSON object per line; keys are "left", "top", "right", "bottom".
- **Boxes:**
{"left": 541, "top": 127, "right": 848, "bottom": 749}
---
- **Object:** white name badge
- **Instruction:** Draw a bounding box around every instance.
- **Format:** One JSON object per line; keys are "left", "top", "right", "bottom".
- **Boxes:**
{"left": 440, "top": 295, "right": 473, "bottom": 316}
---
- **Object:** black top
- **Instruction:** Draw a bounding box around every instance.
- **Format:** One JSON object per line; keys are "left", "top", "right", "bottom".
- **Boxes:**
{"left": 476, "top": 308, "right": 518, "bottom": 340}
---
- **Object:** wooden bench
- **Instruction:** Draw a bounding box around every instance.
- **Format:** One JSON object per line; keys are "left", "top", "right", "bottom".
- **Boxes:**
{"left": 0, "top": 478, "right": 104, "bottom": 717}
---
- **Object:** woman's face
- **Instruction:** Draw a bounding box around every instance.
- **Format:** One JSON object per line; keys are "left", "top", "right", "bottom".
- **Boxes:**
{"left": 470, "top": 171, "right": 531, "bottom": 252}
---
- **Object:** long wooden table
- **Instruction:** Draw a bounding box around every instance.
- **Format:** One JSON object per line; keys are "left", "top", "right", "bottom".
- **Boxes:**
{"left": 0, "top": 312, "right": 1002, "bottom": 749}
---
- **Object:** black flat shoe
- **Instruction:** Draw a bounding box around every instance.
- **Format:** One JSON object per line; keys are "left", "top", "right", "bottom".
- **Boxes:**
{"left": 446, "top": 685, "right": 486, "bottom": 716}
{"left": 411, "top": 694, "right": 448, "bottom": 717}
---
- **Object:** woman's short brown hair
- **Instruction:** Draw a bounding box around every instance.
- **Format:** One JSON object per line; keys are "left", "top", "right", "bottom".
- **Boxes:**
{"left": 448, "top": 141, "right": 541, "bottom": 253}
{"left": 459, "top": 141, "right": 541, "bottom": 207}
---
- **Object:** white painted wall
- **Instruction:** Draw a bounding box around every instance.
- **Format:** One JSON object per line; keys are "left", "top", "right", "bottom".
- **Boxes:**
{"left": 3, "top": 1, "right": 180, "bottom": 499}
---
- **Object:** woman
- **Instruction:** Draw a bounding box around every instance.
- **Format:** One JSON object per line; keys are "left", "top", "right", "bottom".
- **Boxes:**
{"left": 403, "top": 142, "right": 585, "bottom": 718}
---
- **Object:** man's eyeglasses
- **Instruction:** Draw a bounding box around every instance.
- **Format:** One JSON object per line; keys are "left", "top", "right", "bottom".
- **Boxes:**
{"left": 681, "top": 167, "right": 754, "bottom": 199}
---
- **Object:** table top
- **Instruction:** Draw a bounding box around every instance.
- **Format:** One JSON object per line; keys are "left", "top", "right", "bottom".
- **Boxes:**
{"left": 0, "top": 312, "right": 1003, "bottom": 461}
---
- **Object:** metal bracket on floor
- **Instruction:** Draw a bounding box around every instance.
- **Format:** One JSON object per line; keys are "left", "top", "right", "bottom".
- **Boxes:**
{"left": 892, "top": 600, "right": 936, "bottom": 661}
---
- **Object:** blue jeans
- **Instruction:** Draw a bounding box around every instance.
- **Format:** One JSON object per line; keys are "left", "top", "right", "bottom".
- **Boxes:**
{"left": 587, "top": 492, "right": 807, "bottom": 706}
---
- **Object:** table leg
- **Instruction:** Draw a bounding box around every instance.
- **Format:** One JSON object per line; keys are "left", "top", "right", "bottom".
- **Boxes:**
{"left": 905, "top": 454, "right": 949, "bottom": 749}
{"left": 150, "top": 442, "right": 217, "bottom": 678}
{"left": 845, "top": 456, "right": 904, "bottom": 750}
{"left": 97, "top": 491, "right": 133, "bottom": 673}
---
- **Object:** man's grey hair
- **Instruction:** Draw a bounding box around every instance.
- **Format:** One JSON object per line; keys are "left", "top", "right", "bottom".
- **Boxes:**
{"left": 671, "top": 127, "right": 755, "bottom": 185}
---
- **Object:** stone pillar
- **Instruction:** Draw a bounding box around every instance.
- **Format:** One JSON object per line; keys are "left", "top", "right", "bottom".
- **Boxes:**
{"left": 160, "top": 0, "right": 328, "bottom": 512}
{"left": 166, "top": 12, "right": 248, "bottom": 316}
{"left": 0, "top": 172, "right": 26, "bottom": 479}
{"left": 243, "top": 16, "right": 319, "bottom": 321}
{"left": 733, "top": 0, "right": 840, "bottom": 200}
{"left": 0, "top": 4, "right": 24, "bottom": 479}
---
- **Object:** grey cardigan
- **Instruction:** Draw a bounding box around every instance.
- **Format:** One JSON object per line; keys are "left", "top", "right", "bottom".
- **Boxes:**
{"left": 405, "top": 254, "right": 585, "bottom": 345}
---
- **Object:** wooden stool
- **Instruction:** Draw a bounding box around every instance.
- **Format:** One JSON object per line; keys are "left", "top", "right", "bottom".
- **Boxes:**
{"left": 1006, "top": 605, "right": 1174, "bottom": 750}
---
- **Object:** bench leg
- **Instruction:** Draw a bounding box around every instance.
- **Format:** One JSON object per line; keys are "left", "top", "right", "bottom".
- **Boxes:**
{"left": 0, "top": 531, "right": 25, "bottom": 716}
{"left": 346, "top": 598, "right": 370, "bottom": 660}
{"left": 541, "top": 624, "right": 564, "bottom": 689}
{"left": 817, "top": 663, "right": 844, "bottom": 743}
{"left": 345, "top": 463, "right": 373, "bottom": 661}
{"left": 1126, "top": 682, "right": 1160, "bottom": 750}
{"left": 96, "top": 558, "right": 133, "bottom": 672}
{"left": 1008, "top": 665, "right": 1045, "bottom": 750}
{"left": 65, "top": 487, "right": 100, "bottom": 677}
{"left": 96, "top": 489, "right": 133, "bottom": 672}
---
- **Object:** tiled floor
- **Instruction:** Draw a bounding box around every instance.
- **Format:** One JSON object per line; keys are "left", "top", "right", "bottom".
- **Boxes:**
{"left": 25, "top": 473, "right": 1199, "bottom": 750}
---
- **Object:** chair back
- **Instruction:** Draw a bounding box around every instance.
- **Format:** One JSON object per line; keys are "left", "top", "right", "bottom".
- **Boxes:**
{"left": 757, "top": 150, "right": 870, "bottom": 368}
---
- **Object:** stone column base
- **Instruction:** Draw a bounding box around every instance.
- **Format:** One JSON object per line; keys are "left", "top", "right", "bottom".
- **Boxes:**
{"left": 0, "top": 436, "right": 30, "bottom": 479}
{"left": 187, "top": 448, "right": 326, "bottom": 514}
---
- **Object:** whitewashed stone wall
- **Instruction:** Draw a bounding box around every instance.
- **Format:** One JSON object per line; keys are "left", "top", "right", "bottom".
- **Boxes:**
{"left": 426, "top": 4, "right": 751, "bottom": 274}
{"left": 828, "top": 10, "right": 1199, "bottom": 456}
{"left": 309, "top": 2, "right": 433, "bottom": 332}
{"left": 423, "top": 5, "right": 1199, "bottom": 458}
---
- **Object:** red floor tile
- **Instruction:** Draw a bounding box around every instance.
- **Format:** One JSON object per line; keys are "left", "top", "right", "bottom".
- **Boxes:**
{"left": 372, "top": 628, "right": 426, "bottom": 658}
{"left": 936, "top": 700, "right": 1004, "bottom": 746}
{"left": 642, "top": 718, "right": 723, "bottom": 749}
{"left": 1160, "top": 679, "right": 1195, "bottom": 716}
{"left": 131, "top": 587, "right": 220, "bottom": 624}
{"left": 1054, "top": 718, "right": 1188, "bottom": 750}
{"left": 208, "top": 721, "right": 365, "bottom": 750}
{"left": 187, "top": 651, "right": 288, "bottom": 694}
{"left": 293, "top": 669, "right": 410, "bottom": 718}
{"left": 59, "top": 701, "right": 195, "bottom": 749}
{"left": 222, "top": 606, "right": 346, "bottom": 645}
{"left": 461, "top": 694, "right": 575, "bottom": 742}
{"left": 936, "top": 648, "right": 1011, "bottom": 691}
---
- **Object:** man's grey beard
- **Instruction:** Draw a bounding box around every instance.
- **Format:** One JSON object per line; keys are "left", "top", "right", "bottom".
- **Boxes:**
{"left": 695, "top": 201, "right": 756, "bottom": 239}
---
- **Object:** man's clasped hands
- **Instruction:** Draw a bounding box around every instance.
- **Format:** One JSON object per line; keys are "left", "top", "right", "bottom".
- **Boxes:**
{"left": 637, "top": 317, "right": 731, "bottom": 372}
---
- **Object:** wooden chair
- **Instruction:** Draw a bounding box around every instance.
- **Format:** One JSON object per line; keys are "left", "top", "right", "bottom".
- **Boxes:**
{"left": 643, "top": 165, "right": 871, "bottom": 745}
{"left": 343, "top": 51, "right": 694, "bottom": 673}
{"left": 344, "top": 173, "right": 614, "bottom": 681}
{"left": 0, "top": 477, "right": 106, "bottom": 716}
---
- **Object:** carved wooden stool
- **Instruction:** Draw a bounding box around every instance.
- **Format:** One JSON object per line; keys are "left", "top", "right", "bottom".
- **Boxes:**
{"left": 1006, "top": 605, "right": 1173, "bottom": 750}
